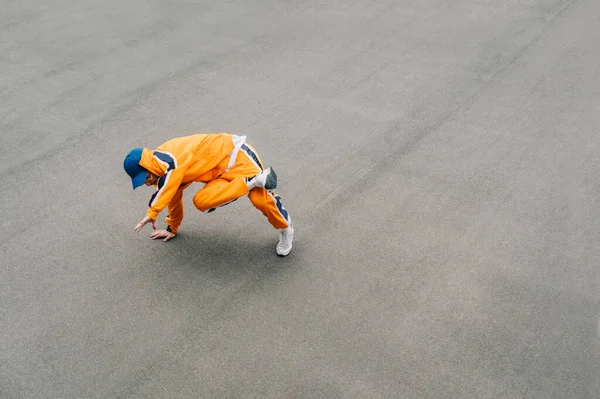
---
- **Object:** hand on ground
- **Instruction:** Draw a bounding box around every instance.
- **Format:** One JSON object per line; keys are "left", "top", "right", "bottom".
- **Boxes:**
{"left": 150, "top": 229, "right": 176, "bottom": 242}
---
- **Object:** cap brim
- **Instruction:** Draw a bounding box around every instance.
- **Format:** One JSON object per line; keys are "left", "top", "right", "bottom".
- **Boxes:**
{"left": 131, "top": 171, "right": 146, "bottom": 189}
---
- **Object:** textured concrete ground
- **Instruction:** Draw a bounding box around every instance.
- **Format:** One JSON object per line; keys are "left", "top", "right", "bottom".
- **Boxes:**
{"left": 2, "top": 0, "right": 600, "bottom": 398}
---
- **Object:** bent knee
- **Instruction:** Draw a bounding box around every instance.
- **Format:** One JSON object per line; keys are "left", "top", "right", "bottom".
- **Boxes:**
{"left": 193, "top": 194, "right": 211, "bottom": 212}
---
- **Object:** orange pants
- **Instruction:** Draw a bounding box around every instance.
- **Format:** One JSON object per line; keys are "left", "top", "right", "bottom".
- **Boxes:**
{"left": 192, "top": 144, "right": 290, "bottom": 230}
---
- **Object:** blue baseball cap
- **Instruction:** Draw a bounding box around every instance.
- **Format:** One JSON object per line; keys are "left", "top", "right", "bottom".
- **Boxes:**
{"left": 123, "top": 148, "right": 147, "bottom": 189}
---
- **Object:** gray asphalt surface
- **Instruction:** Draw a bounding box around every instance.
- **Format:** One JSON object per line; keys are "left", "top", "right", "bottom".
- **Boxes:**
{"left": 2, "top": 0, "right": 600, "bottom": 398}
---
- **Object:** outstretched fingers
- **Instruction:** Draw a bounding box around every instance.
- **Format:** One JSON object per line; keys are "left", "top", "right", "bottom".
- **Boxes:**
{"left": 134, "top": 216, "right": 155, "bottom": 232}
{"left": 149, "top": 229, "right": 176, "bottom": 242}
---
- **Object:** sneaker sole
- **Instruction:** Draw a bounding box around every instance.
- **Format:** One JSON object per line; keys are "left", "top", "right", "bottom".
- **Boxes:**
{"left": 265, "top": 167, "right": 278, "bottom": 190}
{"left": 276, "top": 247, "right": 292, "bottom": 257}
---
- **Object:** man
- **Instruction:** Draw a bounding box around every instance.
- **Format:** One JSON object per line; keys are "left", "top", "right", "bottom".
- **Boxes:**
{"left": 123, "top": 133, "right": 294, "bottom": 256}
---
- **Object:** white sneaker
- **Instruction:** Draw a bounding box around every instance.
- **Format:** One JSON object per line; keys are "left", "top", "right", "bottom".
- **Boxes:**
{"left": 247, "top": 167, "right": 277, "bottom": 190}
{"left": 276, "top": 220, "right": 294, "bottom": 256}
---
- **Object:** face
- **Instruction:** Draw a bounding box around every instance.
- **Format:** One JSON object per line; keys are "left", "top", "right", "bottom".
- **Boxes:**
{"left": 145, "top": 171, "right": 159, "bottom": 186}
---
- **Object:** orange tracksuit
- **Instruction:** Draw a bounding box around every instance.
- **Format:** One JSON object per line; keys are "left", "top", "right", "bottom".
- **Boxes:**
{"left": 138, "top": 133, "right": 290, "bottom": 234}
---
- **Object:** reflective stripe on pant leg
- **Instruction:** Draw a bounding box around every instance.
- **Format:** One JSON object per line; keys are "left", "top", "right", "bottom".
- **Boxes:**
{"left": 269, "top": 191, "right": 289, "bottom": 222}
{"left": 240, "top": 144, "right": 263, "bottom": 171}
{"left": 247, "top": 188, "right": 289, "bottom": 229}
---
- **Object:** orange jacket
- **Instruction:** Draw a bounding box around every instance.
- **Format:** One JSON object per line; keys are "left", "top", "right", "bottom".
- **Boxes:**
{"left": 139, "top": 133, "right": 244, "bottom": 233}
